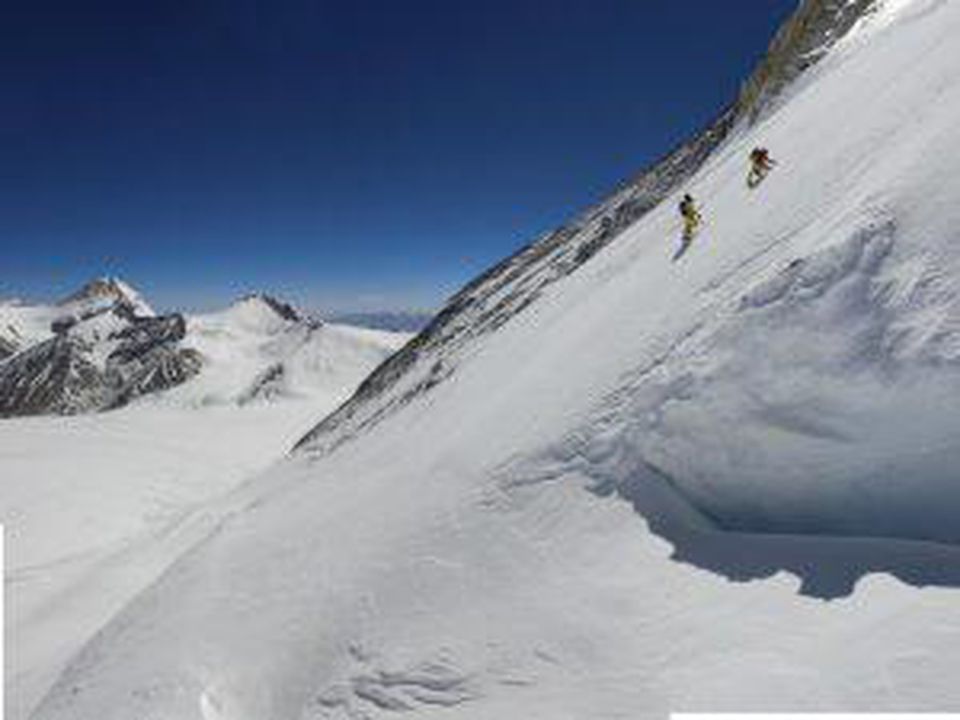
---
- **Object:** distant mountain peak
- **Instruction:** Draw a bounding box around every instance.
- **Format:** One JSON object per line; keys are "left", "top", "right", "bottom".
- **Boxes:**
{"left": 58, "top": 277, "right": 156, "bottom": 318}
{"left": 233, "top": 293, "right": 303, "bottom": 323}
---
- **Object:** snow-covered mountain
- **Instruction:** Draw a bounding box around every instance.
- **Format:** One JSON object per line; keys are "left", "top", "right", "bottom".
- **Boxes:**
{"left": 0, "top": 280, "right": 201, "bottom": 416}
{"left": 57, "top": 276, "right": 157, "bottom": 319}
{"left": 0, "top": 284, "right": 408, "bottom": 417}
{"left": 16, "top": 1, "right": 960, "bottom": 718}
{"left": 162, "top": 294, "right": 409, "bottom": 410}
{"left": 0, "top": 276, "right": 157, "bottom": 354}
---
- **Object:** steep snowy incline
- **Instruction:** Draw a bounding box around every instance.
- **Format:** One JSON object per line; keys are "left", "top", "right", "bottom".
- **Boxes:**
{"left": 299, "top": 0, "right": 960, "bottom": 547}
{"left": 294, "top": 0, "right": 881, "bottom": 456}
{"left": 30, "top": 2, "right": 960, "bottom": 719}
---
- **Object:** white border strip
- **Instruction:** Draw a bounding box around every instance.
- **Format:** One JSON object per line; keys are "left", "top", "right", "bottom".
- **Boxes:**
{"left": 674, "top": 716, "right": 960, "bottom": 720}
{"left": 1, "top": 525, "right": 4, "bottom": 720}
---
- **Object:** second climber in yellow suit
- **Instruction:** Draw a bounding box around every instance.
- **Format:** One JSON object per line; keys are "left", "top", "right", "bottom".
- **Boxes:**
{"left": 679, "top": 193, "right": 701, "bottom": 242}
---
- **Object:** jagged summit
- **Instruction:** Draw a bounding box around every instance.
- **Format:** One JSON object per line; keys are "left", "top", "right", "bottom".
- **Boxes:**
{"left": 233, "top": 293, "right": 303, "bottom": 323}
{"left": 0, "top": 277, "right": 202, "bottom": 417}
{"left": 218, "top": 292, "right": 318, "bottom": 335}
{"left": 57, "top": 276, "right": 156, "bottom": 318}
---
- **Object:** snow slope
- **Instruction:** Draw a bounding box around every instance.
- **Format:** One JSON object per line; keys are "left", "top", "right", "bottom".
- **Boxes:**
{"left": 3, "top": 404, "right": 328, "bottom": 719}
{"left": 23, "top": 1, "right": 960, "bottom": 718}
{"left": 2, "top": 294, "right": 410, "bottom": 716}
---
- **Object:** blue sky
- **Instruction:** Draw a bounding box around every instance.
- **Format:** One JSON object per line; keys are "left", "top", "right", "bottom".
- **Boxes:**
{"left": 1, "top": 1, "right": 798, "bottom": 312}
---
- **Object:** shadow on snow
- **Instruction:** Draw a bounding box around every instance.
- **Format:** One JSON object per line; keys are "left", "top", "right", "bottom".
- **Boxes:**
{"left": 591, "top": 462, "right": 960, "bottom": 600}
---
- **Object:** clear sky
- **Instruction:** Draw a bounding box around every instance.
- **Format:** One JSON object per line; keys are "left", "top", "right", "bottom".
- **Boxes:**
{"left": 1, "top": 0, "right": 798, "bottom": 313}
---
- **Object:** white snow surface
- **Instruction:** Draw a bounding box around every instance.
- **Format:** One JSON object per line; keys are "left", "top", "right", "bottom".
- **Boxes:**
{"left": 2, "top": 404, "right": 331, "bottom": 719}
{"left": 13, "top": 2, "right": 960, "bottom": 718}
{"left": 1, "top": 297, "right": 409, "bottom": 716}
{"left": 163, "top": 297, "right": 406, "bottom": 408}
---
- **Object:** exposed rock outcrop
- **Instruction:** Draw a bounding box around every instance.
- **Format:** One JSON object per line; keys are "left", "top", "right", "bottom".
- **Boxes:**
{"left": 0, "top": 283, "right": 202, "bottom": 417}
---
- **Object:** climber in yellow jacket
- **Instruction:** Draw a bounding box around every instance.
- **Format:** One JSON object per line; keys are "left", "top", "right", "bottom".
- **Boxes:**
{"left": 679, "top": 193, "right": 702, "bottom": 242}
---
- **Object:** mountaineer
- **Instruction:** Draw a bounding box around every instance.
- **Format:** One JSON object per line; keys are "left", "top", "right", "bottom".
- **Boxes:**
{"left": 679, "top": 193, "right": 701, "bottom": 242}
{"left": 748, "top": 146, "right": 777, "bottom": 188}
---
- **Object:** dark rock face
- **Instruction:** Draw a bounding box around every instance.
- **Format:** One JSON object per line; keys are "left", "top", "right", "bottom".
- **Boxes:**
{"left": 0, "top": 309, "right": 203, "bottom": 418}
{"left": 294, "top": 0, "right": 878, "bottom": 455}
{"left": 0, "top": 336, "right": 110, "bottom": 416}
{"left": 105, "top": 344, "right": 203, "bottom": 410}
{"left": 237, "top": 293, "right": 304, "bottom": 324}
{"left": 0, "top": 335, "right": 17, "bottom": 361}
{"left": 237, "top": 363, "right": 288, "bottom": 405}
{"left": 737, "top": 0, "right": 877, "bottom": 123}
{"left": 107, "top": 315, "right": 188, "bottom": 365}
{"left": 260, "top": 295, "right": 303, "bottom": 323}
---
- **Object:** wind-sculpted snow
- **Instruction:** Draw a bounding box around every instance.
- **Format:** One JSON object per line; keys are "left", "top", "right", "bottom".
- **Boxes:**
{"left": 307, "top": 652, "right": 475, "bottom": 717}
{"left": 507, "top": 207, "right": 960, "bottom": 594}
{"left": 739, "top": 216, "right": 895, "bottom": 310}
